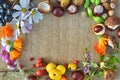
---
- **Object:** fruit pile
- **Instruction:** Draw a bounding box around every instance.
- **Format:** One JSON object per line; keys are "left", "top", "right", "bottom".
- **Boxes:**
{"left": 0, "top": 2, "right": 13, "bottom": 26}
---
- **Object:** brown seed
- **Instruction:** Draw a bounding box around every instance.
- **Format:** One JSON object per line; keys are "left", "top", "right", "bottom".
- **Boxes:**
{"left": 110, "top": 3, "right": 116, "bottom": 9}
{"left": 101, "top": 0, "right": 108, "bottom": 3}
{"left": 103, "top": 3, "right": 111, "bottom": 10}
{"left": 111, "top": 0, "right": 117, "bottom": 3}
{"left": 108, "top": 10, "right": 114, "bottom": 16}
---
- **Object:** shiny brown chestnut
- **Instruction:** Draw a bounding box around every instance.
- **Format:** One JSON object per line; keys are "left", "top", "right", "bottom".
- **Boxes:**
{"left": 53, "top": 7, "right": 64, "bottom": 17}
{"left": 92, "top": 24, "right": 105, "bottom": 36}
{"left": 67, "top": 4, "right": 78, "bottom": 14}
{"left": 71, "top": 70, "right": 84, "bottom": 80}
{"left": 27, "top": 75, "right": 37, "bottom": 80}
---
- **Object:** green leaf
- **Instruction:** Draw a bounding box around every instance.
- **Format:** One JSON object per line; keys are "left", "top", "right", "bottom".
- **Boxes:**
{"left": 91, "top": 62, "right": 98, "bottom": 68}
{"left": 90, "top": 0, "right": 95, "bottom": 4}
{"left": 95, "top": 0, "right": 101, "bottom": 5}
{"left": 87, "top": 7, "right": 93, "bottom": 18}
{"left": 100, "top": 56, "right": 105, "bottom": 61}
{"left": 93, "top": 16, "right": 104, "bottom": 23}
{"left": 89, "top": 70, "right": 96, "bottom": 77}
{"left": 96, "top": 71, "right": 103, "bottom": 78}
{"left": 2, "top": 72, "right": 7, "bottom": 79}
{"left": 113, "top": 55, "right": 120, "bottom": 64}
{"left": 84, "top": 0, "right": 90, "bottom": 9}
{"left": 82, "top": 62, "right": 89, "bottom": 67}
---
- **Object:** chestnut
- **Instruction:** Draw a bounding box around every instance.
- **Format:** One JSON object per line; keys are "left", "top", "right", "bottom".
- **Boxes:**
{"left": 67, "top": 4, "right": 78, "bottom": 14}
{"left": 93, "top": 5, "right": 104, "bottom": 16}
{"left": 53, "top": 7, "right": 64, "bottom": 17}
{"left": 27, "top": 75, "right": 37, "bottom": 80}
{"left": 37, "top": 0, "right": 52, "bottom": 14}
{"left": 92, "top": 24, "right": 105, "bottom": 36}
{"left": 71, "top": 70, "right": 84, "bottom": 80}
{"left": 117, "top": 29, "right": 120, "bottom": 38}
{"left": 103, "top": 70, "right": 116, "bottom": 80}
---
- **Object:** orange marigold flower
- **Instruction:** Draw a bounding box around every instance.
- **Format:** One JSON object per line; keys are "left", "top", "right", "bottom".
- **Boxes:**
{"left": 10, "top": 50, "right": 21, "bottom": 60}
{"left": 94, "top": 36, "right": 108, "bottom": 56}
{"left": 14, "top": 37, "right": 22, "bottom": 52}
{"left": 0, "top": 24, "right": 13, "bottom": 38}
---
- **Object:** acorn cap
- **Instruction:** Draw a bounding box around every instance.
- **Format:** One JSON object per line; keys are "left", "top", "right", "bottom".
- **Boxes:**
{"left": 105, "top": 16, "right": 120, "bottom": 30}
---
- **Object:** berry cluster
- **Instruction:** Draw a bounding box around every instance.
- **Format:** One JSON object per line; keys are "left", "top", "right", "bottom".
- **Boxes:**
{"left": 0, "top": 3, "right": 13, "bottom": 26}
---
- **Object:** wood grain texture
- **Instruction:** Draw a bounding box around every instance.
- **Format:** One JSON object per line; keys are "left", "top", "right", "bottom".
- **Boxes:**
{"left": 1, "top": 0, "right": 120, "bottom": 80}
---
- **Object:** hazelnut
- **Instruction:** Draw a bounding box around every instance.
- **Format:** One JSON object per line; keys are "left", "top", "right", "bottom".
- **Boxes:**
{"left": 108, "top": 10, "right": 114, "bottom": 16}
{"left": 110, "top": 2, "right": 116, "bottom": 9}
{"left": 111, "top": 0, "right": 117, "bottom": 3}
{"left": 101, "top": 0, "right": 108, "bottom": 3}
{"left": 92, "top": 24, "right": 105, "bottom": 36}
{"left": 53, "top": 7, "right": 64, "bottom": 17}
{"left": 103, "top": 70, "right": 116, "bottom": 80}
{"left": 67, "top": 4, "right": 78, "bottom": 14}
{"left": 37, "top": 0, "right": 52, "bottom": 14}
{"left": 93, "top": 5, "right": 104, "bottom": 16}
{"left": 105, "top": 16, "right": 120, "bottom": 30}
{"left": 103, "top": 3, "right": 111, "bottom": 10}
{"left": 72, "top": 0, "right": 84, "bottom": 6}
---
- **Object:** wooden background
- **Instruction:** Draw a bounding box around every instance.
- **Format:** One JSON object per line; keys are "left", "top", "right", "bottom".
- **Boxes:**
{"left": 1, "top": 0, "right": 120, "bottom": 80}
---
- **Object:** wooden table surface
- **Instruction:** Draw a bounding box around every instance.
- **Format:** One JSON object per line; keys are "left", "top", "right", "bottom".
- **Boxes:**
{"left": 1, "top": 0, "right": 120, "bottom": 80}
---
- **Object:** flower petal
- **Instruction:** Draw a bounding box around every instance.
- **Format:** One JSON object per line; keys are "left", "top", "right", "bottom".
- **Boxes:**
{"left": 6, "top": 45, "right": 11, "bottom": 52}
{"left": 25, "top": 22, "right": 32, "bottom": 30}
{"left": 20, "top": 0, "right": 30, "bottom": 8}
{"left": 32, "top": 14, "right": 39, "bottom": 23}
{"left": 29, "top": 15, "right": 33, "bottom": 24}
{"left": 36, "top": 11, "right": 44, "bottom": 20}
{"left": 13, "top": 5, "right": 22, "bottom": 10}
{"left": 12, "top": 11, "right": 21, "bottom": 18}
{"left": 21, "top": 26, "right": 30, "bottom": 34}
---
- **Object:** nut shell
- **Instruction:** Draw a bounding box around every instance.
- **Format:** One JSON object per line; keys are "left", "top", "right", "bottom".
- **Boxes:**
{"left": 92, "top": 24, "right": 105, "bottom": 36}
{"left": 103, "top": 70, "right": 116, "bottom": 80}
{"left": 37, "top": 0, "right": 52, "bottom": 14}
{"left": 72, "top": 0, "right": 84, "bottom": 6}
{"left": 105, "top": 16, "right": 120, "bottom": 30}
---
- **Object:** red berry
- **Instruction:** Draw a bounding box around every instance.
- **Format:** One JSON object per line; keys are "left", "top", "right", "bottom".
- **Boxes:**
{"left": 36, "top": 70, "right": 43, "bottom": 77}
{"left": 37, "top": 58, "right": 43, "bottom": 64}
{"left": 30, "top": 64, "right": 35, "bottom": 68}
{"left": 36, "top": 63, "right": 43, "bottom": 68}
{"left": 74, "top": 60, "right": 79, "bottom": 64}
{"left": 42, "top": 69, "right": 47, "bottom": 75}
{"left": 64, "top": 63, "right": 68, "bottom": 67}
{"left": 20, "top": 65, "right": 24, "bottom": 69}
{"left": 30, "top": 57, "right": 34, "bottom": 61}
